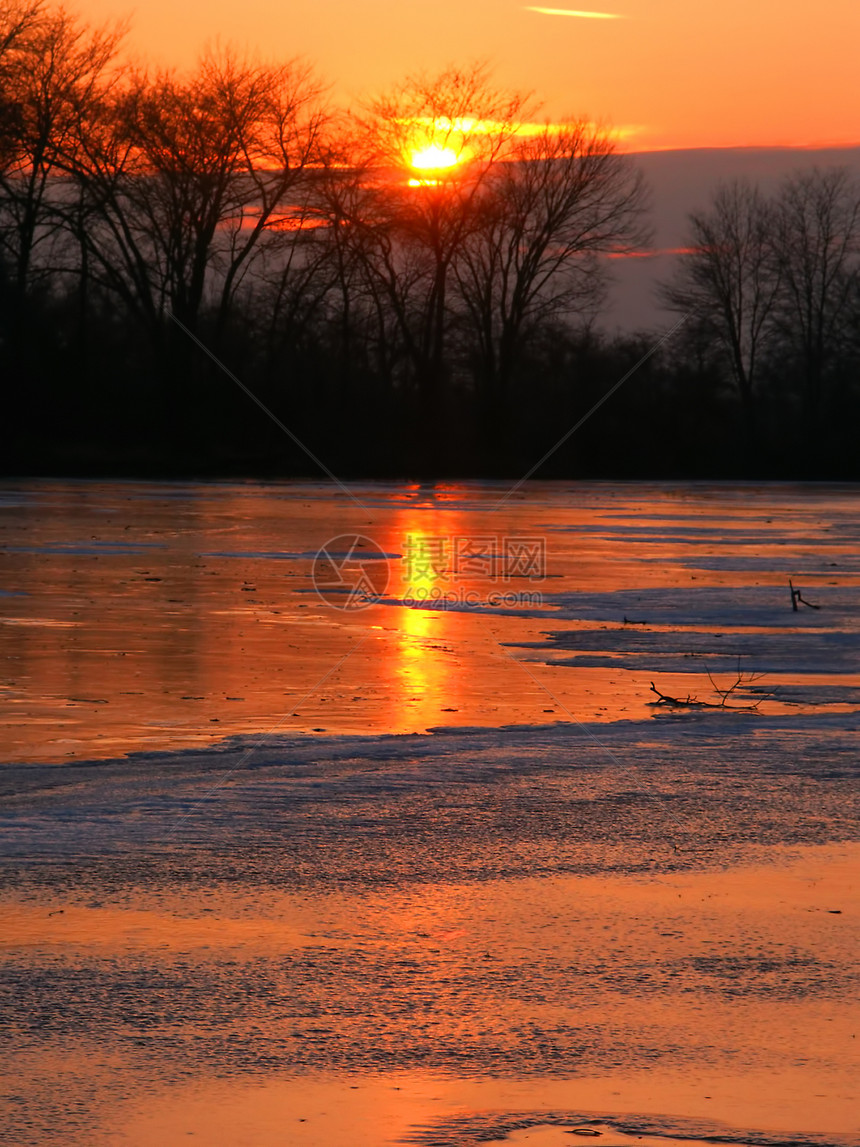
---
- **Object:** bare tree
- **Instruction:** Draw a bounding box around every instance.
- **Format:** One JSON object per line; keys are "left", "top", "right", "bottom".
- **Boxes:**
{"left": 771, "top": 167, "right": 860, "bottom": 436}
{"left": 0, "top": 0, "right": 45, "bottom": 292}
{"left": 69, "top": 48, "right": 328, "bottom": 346}
{"left": 0, "top": 0, "right": 42, "bottom": 99}
{"left": 312, "top": 158, "right": 407, "bottom": 393}
{"left": 0, "top": 5, "right": 123, "bottom": 296}
{"left": 337, "top": 65, "right": 533, "bottom": 399}
{"left": 455, "top": 121, "right": 650, "bottom": 404}
{"left": 661, "top": 180, "right": 779, "bottom": 443}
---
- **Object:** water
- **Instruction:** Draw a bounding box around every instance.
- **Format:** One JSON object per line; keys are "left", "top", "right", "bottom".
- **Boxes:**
{"left": 1, "top": 480, "right": 858, "bottom": 1146}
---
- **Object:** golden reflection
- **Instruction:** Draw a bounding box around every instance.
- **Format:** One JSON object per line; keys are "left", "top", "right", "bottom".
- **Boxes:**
{"left": 386, "top": 507, "right": 463, "bottom": 725}
{"left": 396, "top": 595, "right": 441, "bottom": 707}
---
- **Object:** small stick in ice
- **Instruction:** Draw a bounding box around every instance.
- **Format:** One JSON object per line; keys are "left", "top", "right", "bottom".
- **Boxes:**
{"left": 789, "top": 579, "right": 820, "bottom": 611}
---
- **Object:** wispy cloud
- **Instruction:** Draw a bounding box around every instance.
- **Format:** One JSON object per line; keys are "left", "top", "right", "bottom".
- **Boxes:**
{"left": 524, "top": 7, "right": 623, "bottom": 18}
{"left": 607, "top": 247, "right": 698, "bottom": 260}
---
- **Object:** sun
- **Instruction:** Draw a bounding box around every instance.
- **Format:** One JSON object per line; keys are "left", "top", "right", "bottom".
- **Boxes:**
{"left": 407, "top": 142, "right": 464, "bottom": 187}
{"left": 410, "top": 144, "right": 460, "bottom": 171}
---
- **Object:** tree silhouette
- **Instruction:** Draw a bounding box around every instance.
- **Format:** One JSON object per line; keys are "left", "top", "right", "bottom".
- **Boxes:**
{"left": 0, "top": 1, "right": 44, "bottom": 162}
{"left": 456, "top": 121, "right": 649, "bottom": 408}
{"left": 3, "top": 0, "right": 858, "bottom": 478}
{"left": 339, "top": 65, "right": 533, "bottom": 403}
{"left": 771, "top": 167, "right": 860, "bottom": 441}
{"left": 68, "top": 48, "right": 327, "bottom": 348}
{"left": 660, "top": 180, "right": 779, "bottom": 447}
{"left": 0, "top": 5, "right": 122, "bottom": 299}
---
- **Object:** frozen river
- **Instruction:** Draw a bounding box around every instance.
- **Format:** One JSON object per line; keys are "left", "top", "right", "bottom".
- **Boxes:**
{"left": 1, "top": 480, "right": 858, "bottom": 1145}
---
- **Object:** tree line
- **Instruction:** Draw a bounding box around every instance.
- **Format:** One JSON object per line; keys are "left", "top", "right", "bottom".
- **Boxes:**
{"left": 2, "top": 0, "right": 859, "bottom": 478}
{"left": 663, "top": 172, "right": 860, "bottom": 468}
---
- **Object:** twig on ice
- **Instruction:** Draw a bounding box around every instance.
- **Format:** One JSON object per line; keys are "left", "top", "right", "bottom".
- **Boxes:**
{"left": 650, "top": 661, "right": 767, "bottom": 711}
{"left": 789, "top": 578, "right": 820, "bottom": 611}
{"left": 649, "top": 682, "right": 709, "bottom": 707}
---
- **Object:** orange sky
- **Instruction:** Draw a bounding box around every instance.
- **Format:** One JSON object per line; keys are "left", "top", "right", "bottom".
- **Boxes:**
{"left": 78, "top": 0, "right": 860, "bottom": 150}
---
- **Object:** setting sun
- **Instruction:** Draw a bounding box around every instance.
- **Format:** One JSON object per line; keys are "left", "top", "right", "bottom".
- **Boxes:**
{"left": 410, "top": 144, "right": 460, "bottom": 171}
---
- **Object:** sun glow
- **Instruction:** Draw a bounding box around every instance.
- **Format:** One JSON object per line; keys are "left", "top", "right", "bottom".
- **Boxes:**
{"left": 407, "top": 140, "right": 465, "bottom": 187}
{"left": 410, "top": 144, "right": 460, "bottom": 171}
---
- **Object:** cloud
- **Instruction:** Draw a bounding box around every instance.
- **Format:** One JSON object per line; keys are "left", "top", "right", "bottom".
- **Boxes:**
{"left": 524, "top": 7, "right": 623, "bottom": 18}
{"left": 607, "top": 247, "right": 698, "bottom": 260}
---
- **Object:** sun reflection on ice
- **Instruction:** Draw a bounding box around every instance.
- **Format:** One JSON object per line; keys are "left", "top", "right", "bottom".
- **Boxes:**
{"left": 388, "top": 508, "right": 463, "bottom": 723}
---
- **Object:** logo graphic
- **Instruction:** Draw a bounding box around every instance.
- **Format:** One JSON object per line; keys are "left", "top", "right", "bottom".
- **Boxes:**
{"left": 313, "top": 535, "right": 390, "bottom": 611}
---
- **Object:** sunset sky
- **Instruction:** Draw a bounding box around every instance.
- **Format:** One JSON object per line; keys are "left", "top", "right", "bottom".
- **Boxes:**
{"left": 77, "top": 0, "right": 859, "bottom": 151}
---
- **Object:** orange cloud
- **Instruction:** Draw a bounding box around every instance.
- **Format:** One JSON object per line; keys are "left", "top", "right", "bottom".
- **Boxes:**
{"left": 403, "top": 115, "right": 640, "bottom": 143}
